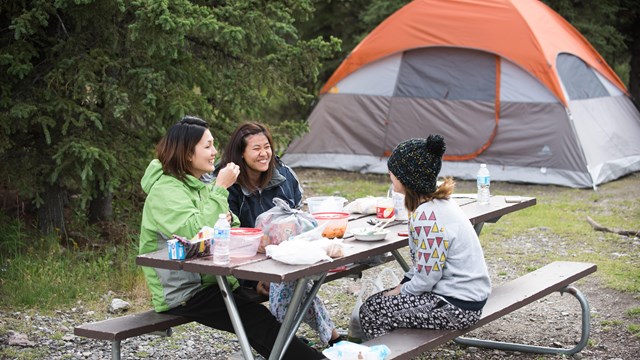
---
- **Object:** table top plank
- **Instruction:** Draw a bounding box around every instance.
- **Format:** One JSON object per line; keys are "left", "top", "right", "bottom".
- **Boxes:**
{"left": 462, "top": 196, "right": 536, "bottom": 225}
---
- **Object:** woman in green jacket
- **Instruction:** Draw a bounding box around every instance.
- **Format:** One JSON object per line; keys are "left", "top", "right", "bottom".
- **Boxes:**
{"left": 139, "top": 116, "right": 322, "bottom": 360}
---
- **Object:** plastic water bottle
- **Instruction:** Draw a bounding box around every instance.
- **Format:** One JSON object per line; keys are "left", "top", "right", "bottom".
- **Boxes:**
{"left": 387, "top": 184, "right": 408, "bottom": 221}
{"left": 476, "top": 164, "right": 491, "bottom": 205}
{"left": 213, "top": 213, "right": 230, "bottom": 265}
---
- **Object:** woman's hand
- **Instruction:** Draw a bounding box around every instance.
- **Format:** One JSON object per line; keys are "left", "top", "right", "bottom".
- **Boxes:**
{"left": 215, "top": 162, "right": 240, "bottom": 189}
{"left": 257, "top": 234, "right": 270, "bottom": 253}
{"left": 256, "top": 281, "right": 270, "bottom": 296}
{"left": 383, "top": 284, "right": 401, "bottom": 297}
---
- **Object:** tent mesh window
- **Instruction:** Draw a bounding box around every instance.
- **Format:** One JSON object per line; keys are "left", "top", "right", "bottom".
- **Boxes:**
{"left": 557, "top": 54, "right": 609, "bottom": 100}
{"left": 394, "top": 47, "right": 496, "bottom": 101}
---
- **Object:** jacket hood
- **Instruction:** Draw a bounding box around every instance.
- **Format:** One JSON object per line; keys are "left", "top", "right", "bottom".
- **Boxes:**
{"left": 141, "top": 159, "right": 164, "bottom": 194}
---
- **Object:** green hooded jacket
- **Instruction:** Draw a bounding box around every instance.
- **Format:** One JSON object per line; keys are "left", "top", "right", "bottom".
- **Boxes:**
{"left": 139, "top": 159, "right": 239, "bottom": 312}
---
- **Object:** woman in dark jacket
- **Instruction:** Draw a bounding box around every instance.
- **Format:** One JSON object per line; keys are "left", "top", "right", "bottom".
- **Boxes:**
{"left": 226, "top": 155, "right": 302, "bottom": 228}
{"left": 216, "top": 121, "right": 344, "bottom": 346}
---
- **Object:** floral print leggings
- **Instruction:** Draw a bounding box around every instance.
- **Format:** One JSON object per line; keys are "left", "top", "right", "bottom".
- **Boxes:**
{"left": 359, "top": 290, "right": 482, "bottom": 339}
{"left": 269, "top": 281, "right": 336, "bottom": 344}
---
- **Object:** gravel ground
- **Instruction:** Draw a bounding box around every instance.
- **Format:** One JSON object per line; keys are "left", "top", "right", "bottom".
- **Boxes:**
{"left": 0, "top": 265, "right": 638, "bottom": 360}
{"left": 1, "top": 170, "right": 638, "bottom": 359}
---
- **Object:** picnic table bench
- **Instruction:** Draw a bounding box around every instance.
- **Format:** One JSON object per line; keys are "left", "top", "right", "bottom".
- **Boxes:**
{"left": 74, "top": 261, "right": 596, "bottom": 360}
{"left": 359, "top": 261, "right": 597, "bottom": 359}
{"left": 74, "top": 310, "right": 189, "bottom": 359}
{"left": 73, "top": 264, "right": 368, "bottom": 360}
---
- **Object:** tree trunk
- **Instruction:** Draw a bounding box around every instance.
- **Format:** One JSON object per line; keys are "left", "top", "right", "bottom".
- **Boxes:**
{"left": 88, "top": 185, "right": 113, "bottom": 223}
{"left": 38, "top": 183, "right": 67, "bottom": 236}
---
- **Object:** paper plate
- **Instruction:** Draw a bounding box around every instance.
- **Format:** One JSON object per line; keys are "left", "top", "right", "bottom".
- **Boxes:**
{"left": 351, "top": 228, "right": 390, "bottom": 241}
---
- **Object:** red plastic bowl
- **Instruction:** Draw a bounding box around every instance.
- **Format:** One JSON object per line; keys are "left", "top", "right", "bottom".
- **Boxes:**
{"left": 312, "top": 212, "right": 350, "bottom": 238}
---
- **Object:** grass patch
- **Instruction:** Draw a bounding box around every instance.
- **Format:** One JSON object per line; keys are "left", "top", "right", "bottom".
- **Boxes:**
{"left": 477, "top": 187, "right": 640, "bottom": 292}
{"left": 1, "top": 245, "right": 141, "bottom": 310}
{"left": 0, "top": 347, "right": 49, "bottom": 360}
{"left": 0, "top": 213, "right": 143, "bottom": 311}
{"left": 601, "top": 319, "right": 623, "bottom": 326}
{"left": 310, "top": 178, "right": 390, "bottom": 199}
{"left": 627, "top": 307, "right": 640, "bottom": 318}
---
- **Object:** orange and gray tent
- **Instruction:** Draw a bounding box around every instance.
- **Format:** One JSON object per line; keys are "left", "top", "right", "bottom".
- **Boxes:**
{"left": 283, "top": 0, "right": 640, "bottom": 188}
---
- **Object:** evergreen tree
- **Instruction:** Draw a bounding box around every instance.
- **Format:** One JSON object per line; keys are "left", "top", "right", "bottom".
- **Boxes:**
{"left": 0, "top": 0, "right": 339, "bottom": 237}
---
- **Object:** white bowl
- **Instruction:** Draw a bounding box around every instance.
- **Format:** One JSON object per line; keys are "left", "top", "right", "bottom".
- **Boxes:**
{"left": 351, "top": 227, "right": 390, "bottom": 241}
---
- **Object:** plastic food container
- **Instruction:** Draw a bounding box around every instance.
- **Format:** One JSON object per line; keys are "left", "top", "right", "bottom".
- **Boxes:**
{"left": 306, "top": 196, "right": 348, "bottom": 214}
{"left": 229, "top": 228, "right": 263, "bottom": 258}
{"left": 312, "top": 212, "right": 350, "bottom": 238}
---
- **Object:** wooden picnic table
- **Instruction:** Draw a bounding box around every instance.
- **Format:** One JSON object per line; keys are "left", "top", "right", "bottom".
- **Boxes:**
{"left": 136, "top": 195, "right": 536, "bottom": 360}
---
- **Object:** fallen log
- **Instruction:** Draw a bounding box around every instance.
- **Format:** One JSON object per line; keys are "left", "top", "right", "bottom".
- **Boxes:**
{"left": 586, "top": 216, "right": 640, "bottom": 237}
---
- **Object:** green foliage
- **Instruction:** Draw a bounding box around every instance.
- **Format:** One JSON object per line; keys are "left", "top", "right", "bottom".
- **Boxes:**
{"left": 0, "top": 212, "right": 29, "bottom": 257}
{"left": 543, "top": 0, "right": 632, "bottom": 87}
{"left": 613, "top": 61, "right": 631, "bottom": 86}
{"left": 0, "top": 0, "right": 340, "bottom": 235}
{"left": 269, "top": 120, "right": 309, "bottom": 156}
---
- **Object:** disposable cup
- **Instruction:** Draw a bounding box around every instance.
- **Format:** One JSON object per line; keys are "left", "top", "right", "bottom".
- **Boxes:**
{"left": 376, "top": 198, "right": 394, "bottom": 219}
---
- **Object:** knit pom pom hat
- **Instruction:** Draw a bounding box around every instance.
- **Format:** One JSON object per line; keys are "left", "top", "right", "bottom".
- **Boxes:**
{"left": 387, "top": 135, "right": 446, "bottom": 194}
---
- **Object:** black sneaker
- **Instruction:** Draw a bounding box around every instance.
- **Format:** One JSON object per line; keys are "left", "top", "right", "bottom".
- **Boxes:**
{"left": 299, "top": 336, "right": 316, "bottom": 347}
{"left": 328, "top": 334, "right": 347, "bottom": 347}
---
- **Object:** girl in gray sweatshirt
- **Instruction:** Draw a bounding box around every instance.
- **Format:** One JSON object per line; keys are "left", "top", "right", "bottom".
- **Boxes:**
{"left": 359, "top": 135, "right": 491, "bottom": 339}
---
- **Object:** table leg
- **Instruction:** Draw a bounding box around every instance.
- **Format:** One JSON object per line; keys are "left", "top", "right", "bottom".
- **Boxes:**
{"left": 283, "top": 274, "right": 327, "bottom": 351}
{"left": 269, "top": 274, "right": 327, "bottom": 360}
{"left": 391, "top": 249, "right": 410, "bottom": 272}
{"left": 216, "top": 275, "right": 254, "bottom": 360}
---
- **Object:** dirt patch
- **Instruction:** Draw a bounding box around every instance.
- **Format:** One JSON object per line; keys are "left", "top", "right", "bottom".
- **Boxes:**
{"left": 295, "top": 168, "right": 640, "bottom": 359}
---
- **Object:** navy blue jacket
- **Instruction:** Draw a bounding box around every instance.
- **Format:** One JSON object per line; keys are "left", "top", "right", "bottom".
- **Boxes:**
{"left": 227, "top": 160, "right": 303, "bottom": 228}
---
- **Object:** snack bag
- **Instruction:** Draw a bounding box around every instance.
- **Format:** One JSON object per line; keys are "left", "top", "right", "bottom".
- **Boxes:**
{"left": 255, "top": 198, "right": 317, "bottom": 252}
{"left": 168, "top": 226, "right": 214, "bottom": 260}
{"left": 344, "top": 197, "right": 380, "bottom": 215}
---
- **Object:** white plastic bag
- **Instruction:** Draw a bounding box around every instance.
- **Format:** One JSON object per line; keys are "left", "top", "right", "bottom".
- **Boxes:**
{"left": 348, "top": 268, "right": 400, "bottom": 341}
{"left": 343, "top": 197, "right": 380, "bottom": 215}
{"left": 322, "top": 340, "right": 391, "bottom": 360}
{"left": 288, "top": 222, "right": 327, "bottom": 242}
{"left": 265, "top": 241, "right": 332, "bottom": 265}
{"left": 255, "top": 198, "right": 317, "bottom": 250}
